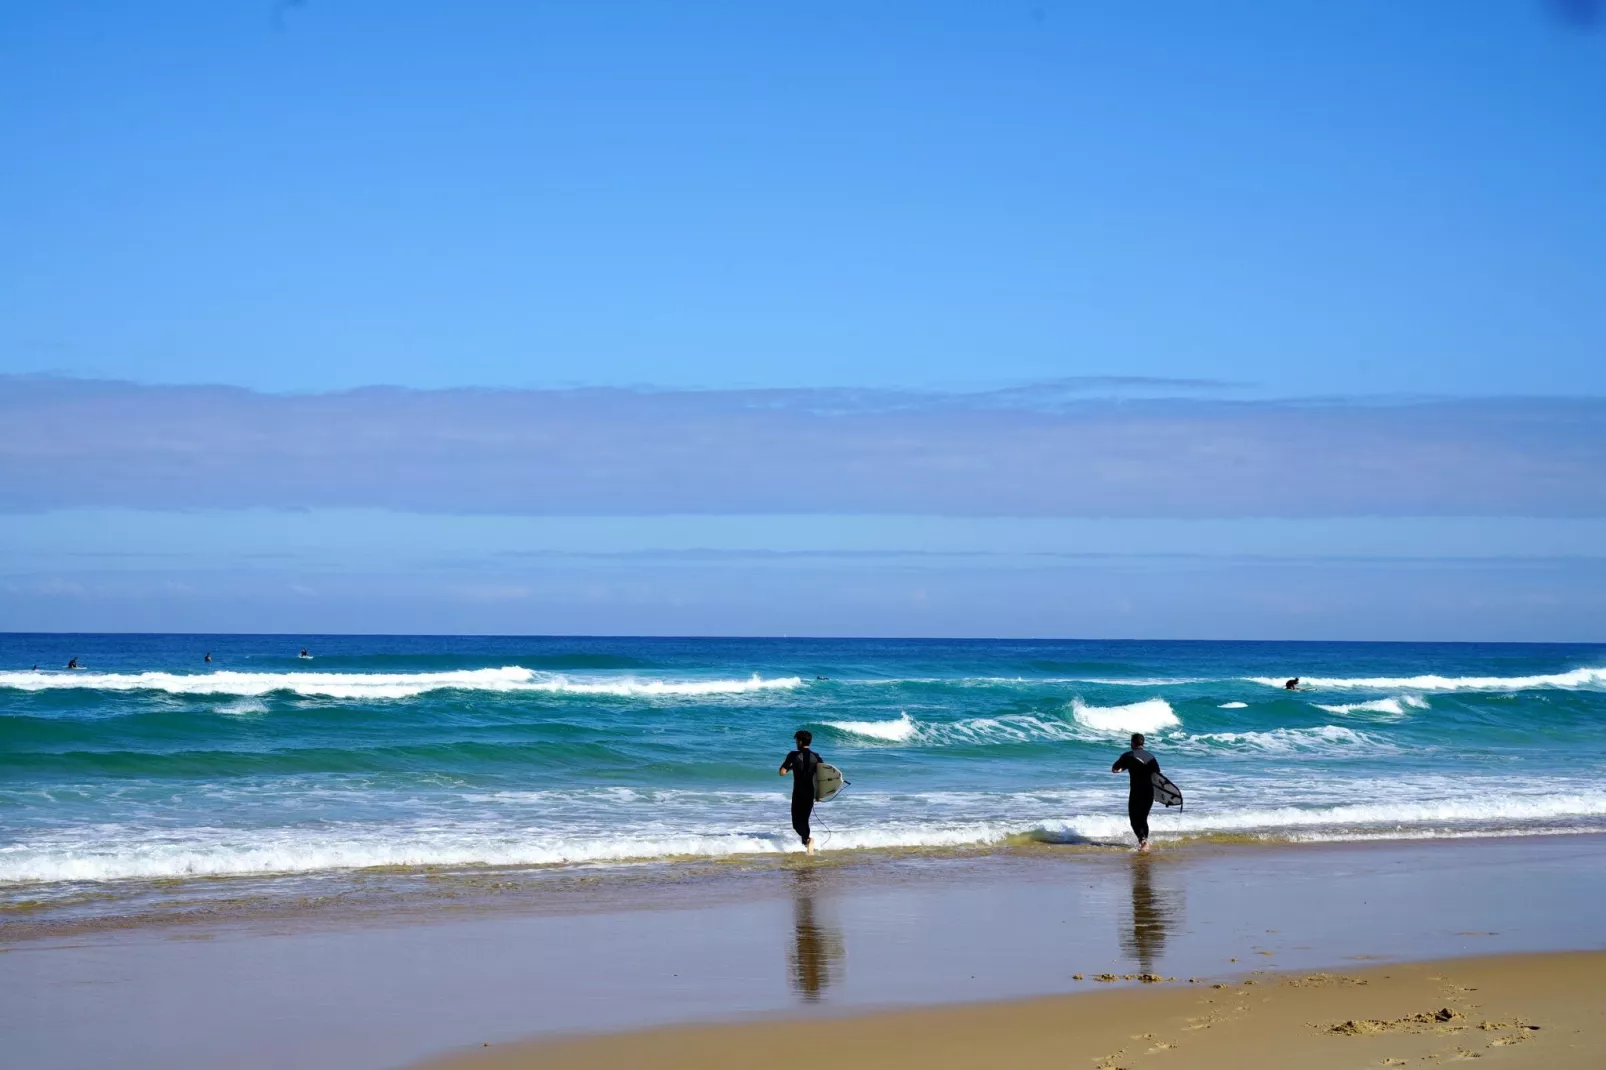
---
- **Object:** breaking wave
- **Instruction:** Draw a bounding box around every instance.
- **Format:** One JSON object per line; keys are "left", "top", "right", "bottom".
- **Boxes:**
{"left": 6, "top": 789, "right": 1605, "bottom": 884}
{"left": 825, "top": 702, "right": 1180, "bottom": 747}
{"left": 1314, "top": 695, "right": 1430, "bottom": 717}
{"left": 1248, "top": 667, "right": 1606, "bottom": 692}
{"left": 1070, "top": 698, "right": 1179, "bottom": 735}
{"left": 0, "top": 668, "right": 804, "bottom": 701}
{"left": 1174, "top": 725, "right": 1396, "bottom": 756}
{"left": 824, "top": 712, "right": 919, "bottom": 742}
{"left": 824, "top": 711, "right": 1083, "bottom": 746}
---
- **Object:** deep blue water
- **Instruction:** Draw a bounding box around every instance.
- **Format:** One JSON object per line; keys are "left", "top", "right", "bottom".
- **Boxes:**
{"left": 2, "top": 634, "right": 1604, "bottom": 899}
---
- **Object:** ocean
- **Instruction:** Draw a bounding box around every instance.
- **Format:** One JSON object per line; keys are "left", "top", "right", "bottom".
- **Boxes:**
{"left": 3, "top": 634, "right": 1605, "bottom": 925}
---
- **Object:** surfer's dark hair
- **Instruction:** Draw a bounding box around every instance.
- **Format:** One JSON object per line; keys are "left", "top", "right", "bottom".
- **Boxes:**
{"left": 794, "top": 729, "right": 813, "bottom": 747}
{"left": 1131, "top": 733, "right": 1145, "bottom": 748}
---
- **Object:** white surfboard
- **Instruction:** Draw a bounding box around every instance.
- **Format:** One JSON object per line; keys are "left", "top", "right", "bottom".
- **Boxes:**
{"left": 814, "top": 763, "right": 846, "bottom": 802}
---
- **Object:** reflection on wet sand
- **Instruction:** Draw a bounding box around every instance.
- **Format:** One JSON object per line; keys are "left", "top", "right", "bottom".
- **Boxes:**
{"left": 787, "top": 868, "right": 845, "bottom": 1001}
{"left": 1119, "top": 855, "right": 1179, "bottom": 973}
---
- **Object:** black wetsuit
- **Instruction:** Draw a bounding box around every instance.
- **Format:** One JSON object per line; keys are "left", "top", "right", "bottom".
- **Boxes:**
{"left": 1112, "top": 747, "right": 1160, "bottom": 843}
{"left": 781, "top": 747, "right": 821, "bottom": 845}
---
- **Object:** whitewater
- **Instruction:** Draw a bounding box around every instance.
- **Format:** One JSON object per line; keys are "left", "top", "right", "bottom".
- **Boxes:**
{"left": 3, "top": 634, "right": 1605, "bottom": 913}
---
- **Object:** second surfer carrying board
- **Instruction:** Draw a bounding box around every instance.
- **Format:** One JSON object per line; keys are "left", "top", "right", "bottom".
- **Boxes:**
{"left": 780, "top": 729, "right": 823, "bottom": 856}
{"left": 1112, "top": 733, "right": 1162, "bottom": 853}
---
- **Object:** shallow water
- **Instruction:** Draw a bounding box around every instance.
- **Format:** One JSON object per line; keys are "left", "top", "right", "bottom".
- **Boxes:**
{"left": 2, "top": 634, "right": 1604, "bottom": 919}
{"left": 6, "top": 837, "right": 1606, "bottom": 1070}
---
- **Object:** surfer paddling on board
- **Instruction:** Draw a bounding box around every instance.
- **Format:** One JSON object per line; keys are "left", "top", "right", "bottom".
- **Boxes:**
{"left": 1112, "top": 733, "right": 1162, "bottom": 853}
{"left": 1284, "top": 677, "right": 1300, "bottom": 690}
{"left": 780, "top": 730, "right": 823, "bottom": 856}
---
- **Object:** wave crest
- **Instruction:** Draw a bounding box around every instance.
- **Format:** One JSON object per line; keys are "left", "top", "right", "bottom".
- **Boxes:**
{"left": 0, "top": 668, "right": 803, "bottom": 701}
{"left": 1175, "top": 725, "right": 1394, "bottom": 755}
{"left": 7, "top": 789, "right": 1605, "bottom": 883}
{"left": 1313, "top": 695, "right": 1429, "bottom": 717}
{"left": 1249, "top": 667, "right": 1606, "bottom": 692}
{"left": 1070, "top": 698, "right": 1179, "bottom": 735}
{"left": 824, "top": 713, "right": 918, "bottom": 742}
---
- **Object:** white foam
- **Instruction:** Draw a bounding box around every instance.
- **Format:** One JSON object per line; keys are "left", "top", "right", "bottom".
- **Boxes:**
{"left": 1314, "top": 695, "right": 1429, "bottom": 717}
{"left": 0, "top": 668, "right": 803, "bottom": 701}
{"left": 1175, "top": 725, "right": 1395, "bottom": 755}
{"left": 1218, "top": 701, "right": 1248, "bottom": 709}
{"left": 1069, "top": 698, "right": 1179, "bottom": 735}
{"left": 7, "top": 787, "right": 1606, "bottom": 884}
{"left": 934, "top": 714, "right": 1084, "bottom": 745}
{"left": 1248, "top": 667, "right": 1606, "bottom": 692}
{"left": 1110, "top": 791, "right": 1606, "bottom": 836}
{"left": 0, "top": 821, "right": 1027, "bottom": 883}
{"left": 1071, "top": 678, "right": 1208, "bottom": 687}
{"left": 525, "top": 674, "right": 804, "bottom": 698}
{"left": 854, "top": 676, "right": 1206, "bottom": 687}
{"left": 826, "top": 712, "right": 1086, "bottom": 747}
{"left": 825, "top": 712, "right": 918, "bottom": 742}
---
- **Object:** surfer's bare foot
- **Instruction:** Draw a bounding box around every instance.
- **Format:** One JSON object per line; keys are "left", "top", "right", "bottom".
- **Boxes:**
{"left": 806, "top": 838, "right": 815, "bottom": 857}
{"left": 1138, "top": 840, "right": 1151, "bottom": 854}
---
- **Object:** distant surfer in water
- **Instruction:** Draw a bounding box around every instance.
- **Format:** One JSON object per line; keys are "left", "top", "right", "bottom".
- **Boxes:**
{"left": 204, "top": 652, "right": 212, "bottom": 663}
{"left": 1284, "top": 677, "right": 1300, "bottom": 690}
{"left": 780, "top": 729, "right": 822, "bottom": 857}
{"left": 1112, "top": 733, "right": 1161, "bottom": 853}
{"left": 66, "top": 657, "right": 79, "bottom": 670}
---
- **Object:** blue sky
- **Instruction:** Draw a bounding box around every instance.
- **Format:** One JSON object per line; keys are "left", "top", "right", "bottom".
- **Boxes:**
{"left": 5, "top": 0, "right": 1604, "bottom": 394}
{"left": 2, "top": 2, "right": 1604, "bottom": 638}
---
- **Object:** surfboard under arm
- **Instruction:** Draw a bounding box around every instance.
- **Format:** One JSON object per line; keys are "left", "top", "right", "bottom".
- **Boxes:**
{"left": 814, "top": 763, "right": 846, "bottom": 802}
{"left": 1151, "top": 771, "right": 1183, "bottom": 810}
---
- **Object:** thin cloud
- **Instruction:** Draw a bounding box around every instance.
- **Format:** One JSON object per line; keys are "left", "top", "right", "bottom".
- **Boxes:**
{"left": 1, "top": 377, "right": 1602, "bottom": 517}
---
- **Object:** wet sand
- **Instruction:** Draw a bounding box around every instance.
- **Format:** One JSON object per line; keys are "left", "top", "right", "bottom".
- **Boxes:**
{"left": 4, "top": 835, "right": 1606, "bottom": 1069}
{"left": 419, "top": 952, "right": 1606, "bottom": 1070}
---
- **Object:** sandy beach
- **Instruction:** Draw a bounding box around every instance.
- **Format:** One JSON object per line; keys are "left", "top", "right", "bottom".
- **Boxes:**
{"left": 6, "top": 835, "right": 1606, "bottom": 1069}
{"left": 419, "top": 951, "right": 1606, "bottom": 1070}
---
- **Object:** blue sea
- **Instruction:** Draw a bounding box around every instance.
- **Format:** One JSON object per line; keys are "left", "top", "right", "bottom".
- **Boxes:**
{"left": 3, "top": 634, "right": 1605, "bottom": 920}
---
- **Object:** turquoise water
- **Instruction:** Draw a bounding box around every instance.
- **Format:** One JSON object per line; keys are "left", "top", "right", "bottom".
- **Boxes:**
{"left": 3, "top": 635, "right": 1605, "bottom": 903}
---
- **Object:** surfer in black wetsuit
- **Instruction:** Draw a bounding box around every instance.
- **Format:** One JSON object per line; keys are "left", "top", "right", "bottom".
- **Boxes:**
{"left": 1111, "top": 733, "right": 1160, "bottom": 853}
{"left": 779, "top": 729, "right": 822, "bottom": 857}
{"left": 1284, "top": 677, "right": 1300, "bottom": 690}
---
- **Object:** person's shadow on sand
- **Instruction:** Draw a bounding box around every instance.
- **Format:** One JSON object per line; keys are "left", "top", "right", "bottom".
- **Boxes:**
{"left": 1120, "top": 855, "right": 1179, "bottom": 974}
{"left": 787, "top": 868, "right": 845, "bottom": 1002}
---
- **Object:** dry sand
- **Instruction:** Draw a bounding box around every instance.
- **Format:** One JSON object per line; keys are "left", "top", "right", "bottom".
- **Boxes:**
{"left": 418, "top": 951, "right": 1605, "bottom": 1070}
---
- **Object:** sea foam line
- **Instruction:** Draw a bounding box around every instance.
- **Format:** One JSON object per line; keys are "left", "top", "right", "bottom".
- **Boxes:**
{"left": 0, "top": 668, "right": 804, "bottom": 700}
{"left": 1172, "top": 725, "right": 1396, "bottom": 755}
{"left": 821, "top": 708, "right": 1396, "bottom": 759}
{"left": 1249, "top": 667, "right": 1606, "bottom": 692}
{"left": 823, "top": 712, "right": 919, "bottom": 742}
{"left": 1313, "top": 696, "right": 1429, "bottom": 717}
{"left": 1069, "top": 697, "right": 1179, "bottom": 734}
{"left": 6, "top": 790, "right": 1606, "bottom": 884}
{"left": 823, "top": 699, "right": 1179, "bottom": 747}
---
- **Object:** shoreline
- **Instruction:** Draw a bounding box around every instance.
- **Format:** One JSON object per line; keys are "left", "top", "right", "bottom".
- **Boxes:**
{"left": 5, "top": 833, "right": 1606, "bottom": 1069}
{"left": 413, "top": 951, "right": 1606, "bottom": 1070}
{"left": 7, "top": 828, "right": 1606, "bottom": 944}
